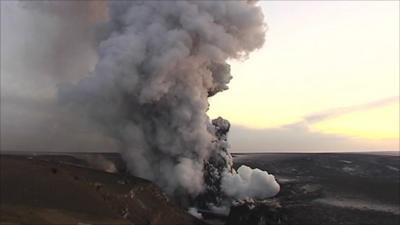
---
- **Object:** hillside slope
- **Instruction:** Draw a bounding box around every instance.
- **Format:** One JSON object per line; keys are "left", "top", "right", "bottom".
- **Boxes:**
{"left": 0, "top": 155, "right": 205, "bottom": 225}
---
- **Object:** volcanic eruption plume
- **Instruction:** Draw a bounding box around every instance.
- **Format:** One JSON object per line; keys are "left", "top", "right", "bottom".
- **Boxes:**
{"left": 59, "top": 1, "right": 280, "bottom": 207}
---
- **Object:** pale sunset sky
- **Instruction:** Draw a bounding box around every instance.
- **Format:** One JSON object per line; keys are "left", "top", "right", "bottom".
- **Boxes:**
{"left": 209, "top": 1, "right": 399, "bottom": 152}
{"left": 1, "top": 1, "right": 399, "bottom": 153}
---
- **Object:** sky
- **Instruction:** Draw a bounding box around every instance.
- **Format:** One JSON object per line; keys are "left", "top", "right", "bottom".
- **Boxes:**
{"left": 208, "top": 1, "right": 399, "bottom": 152}
{"left": 1, "top": 1, "right": 399, "bottom": 153}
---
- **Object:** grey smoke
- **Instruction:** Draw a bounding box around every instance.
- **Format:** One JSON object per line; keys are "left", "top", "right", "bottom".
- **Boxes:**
{"left": 60, "top": 1, "right": 278, "bottom": 200}
{"left": 1, "top": 0, "right": 279, "bottom": 203}
{"left": 76, "top": 154, "right": 118, "bottom": 173}
{"left": 1, "top": 1, "right": 106, "bottom": 152}
{"left": 2, "top": 1, "right": 98, "bottom": 88}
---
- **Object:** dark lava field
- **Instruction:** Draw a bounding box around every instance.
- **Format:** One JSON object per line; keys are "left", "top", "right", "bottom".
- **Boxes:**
{"left": 229, "top": 152, "right": 400, "bottom": 225}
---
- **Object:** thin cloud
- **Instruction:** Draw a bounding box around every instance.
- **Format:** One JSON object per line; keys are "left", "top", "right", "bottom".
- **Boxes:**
{"left": 282, "top": 96, "right": 399, "bottom": 130}
{"left": 304, "top": 96, "right": 399, "bottom": 124}
{"left": 228, "top": 97, "right": 399, "bottom": 152}
{"left": 229, "top": 123, "right": 398, "bottom": 152}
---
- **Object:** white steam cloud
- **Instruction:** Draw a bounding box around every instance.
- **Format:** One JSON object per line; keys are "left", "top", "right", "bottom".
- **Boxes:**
{"left": 221, "top": 165, "right": 280, "bottom": 199}
{"left": 188, "top": 207, "right": 203, "bottom": 219}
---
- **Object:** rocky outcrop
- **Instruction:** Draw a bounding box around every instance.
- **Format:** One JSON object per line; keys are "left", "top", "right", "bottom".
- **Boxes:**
{"left": 226, "top": 200, "right": 284, "bottom": 225}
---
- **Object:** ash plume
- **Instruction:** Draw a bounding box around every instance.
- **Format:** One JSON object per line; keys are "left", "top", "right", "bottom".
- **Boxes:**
{"left": 55, "top": 1, "right": 280, "bottom": 206}
{"left": 15, "top": 1, "right": 106, "bottom": 84}
{"left": 1, "top": 1, "right": 111, "bottom": 152}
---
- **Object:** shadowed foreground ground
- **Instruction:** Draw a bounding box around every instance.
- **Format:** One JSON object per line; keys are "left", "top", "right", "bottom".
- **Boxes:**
{"left": 0, "top": 155, "right": 204, "bottom": 225}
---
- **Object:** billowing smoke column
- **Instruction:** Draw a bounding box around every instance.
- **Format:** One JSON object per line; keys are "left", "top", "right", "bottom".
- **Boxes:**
{"left": 60, "top": 1, "right": 279, "bottom": 206}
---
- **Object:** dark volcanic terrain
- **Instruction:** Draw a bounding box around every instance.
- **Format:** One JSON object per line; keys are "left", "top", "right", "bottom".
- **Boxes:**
{"left": 228, "top": 152, "right": 400, "bottom": 225}
{"left": 1, "top": 152, "right": 399, "bottom": 225}
{"left": 0, "top": 154, "right": 204, "bottom": 225}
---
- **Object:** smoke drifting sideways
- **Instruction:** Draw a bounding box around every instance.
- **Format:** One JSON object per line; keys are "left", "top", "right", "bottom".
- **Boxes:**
{"left": 3, "top": 1, "right": 280, "bottom": 207}
{"left": 1, "top": 1, "right": 116, "bottom": 153}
